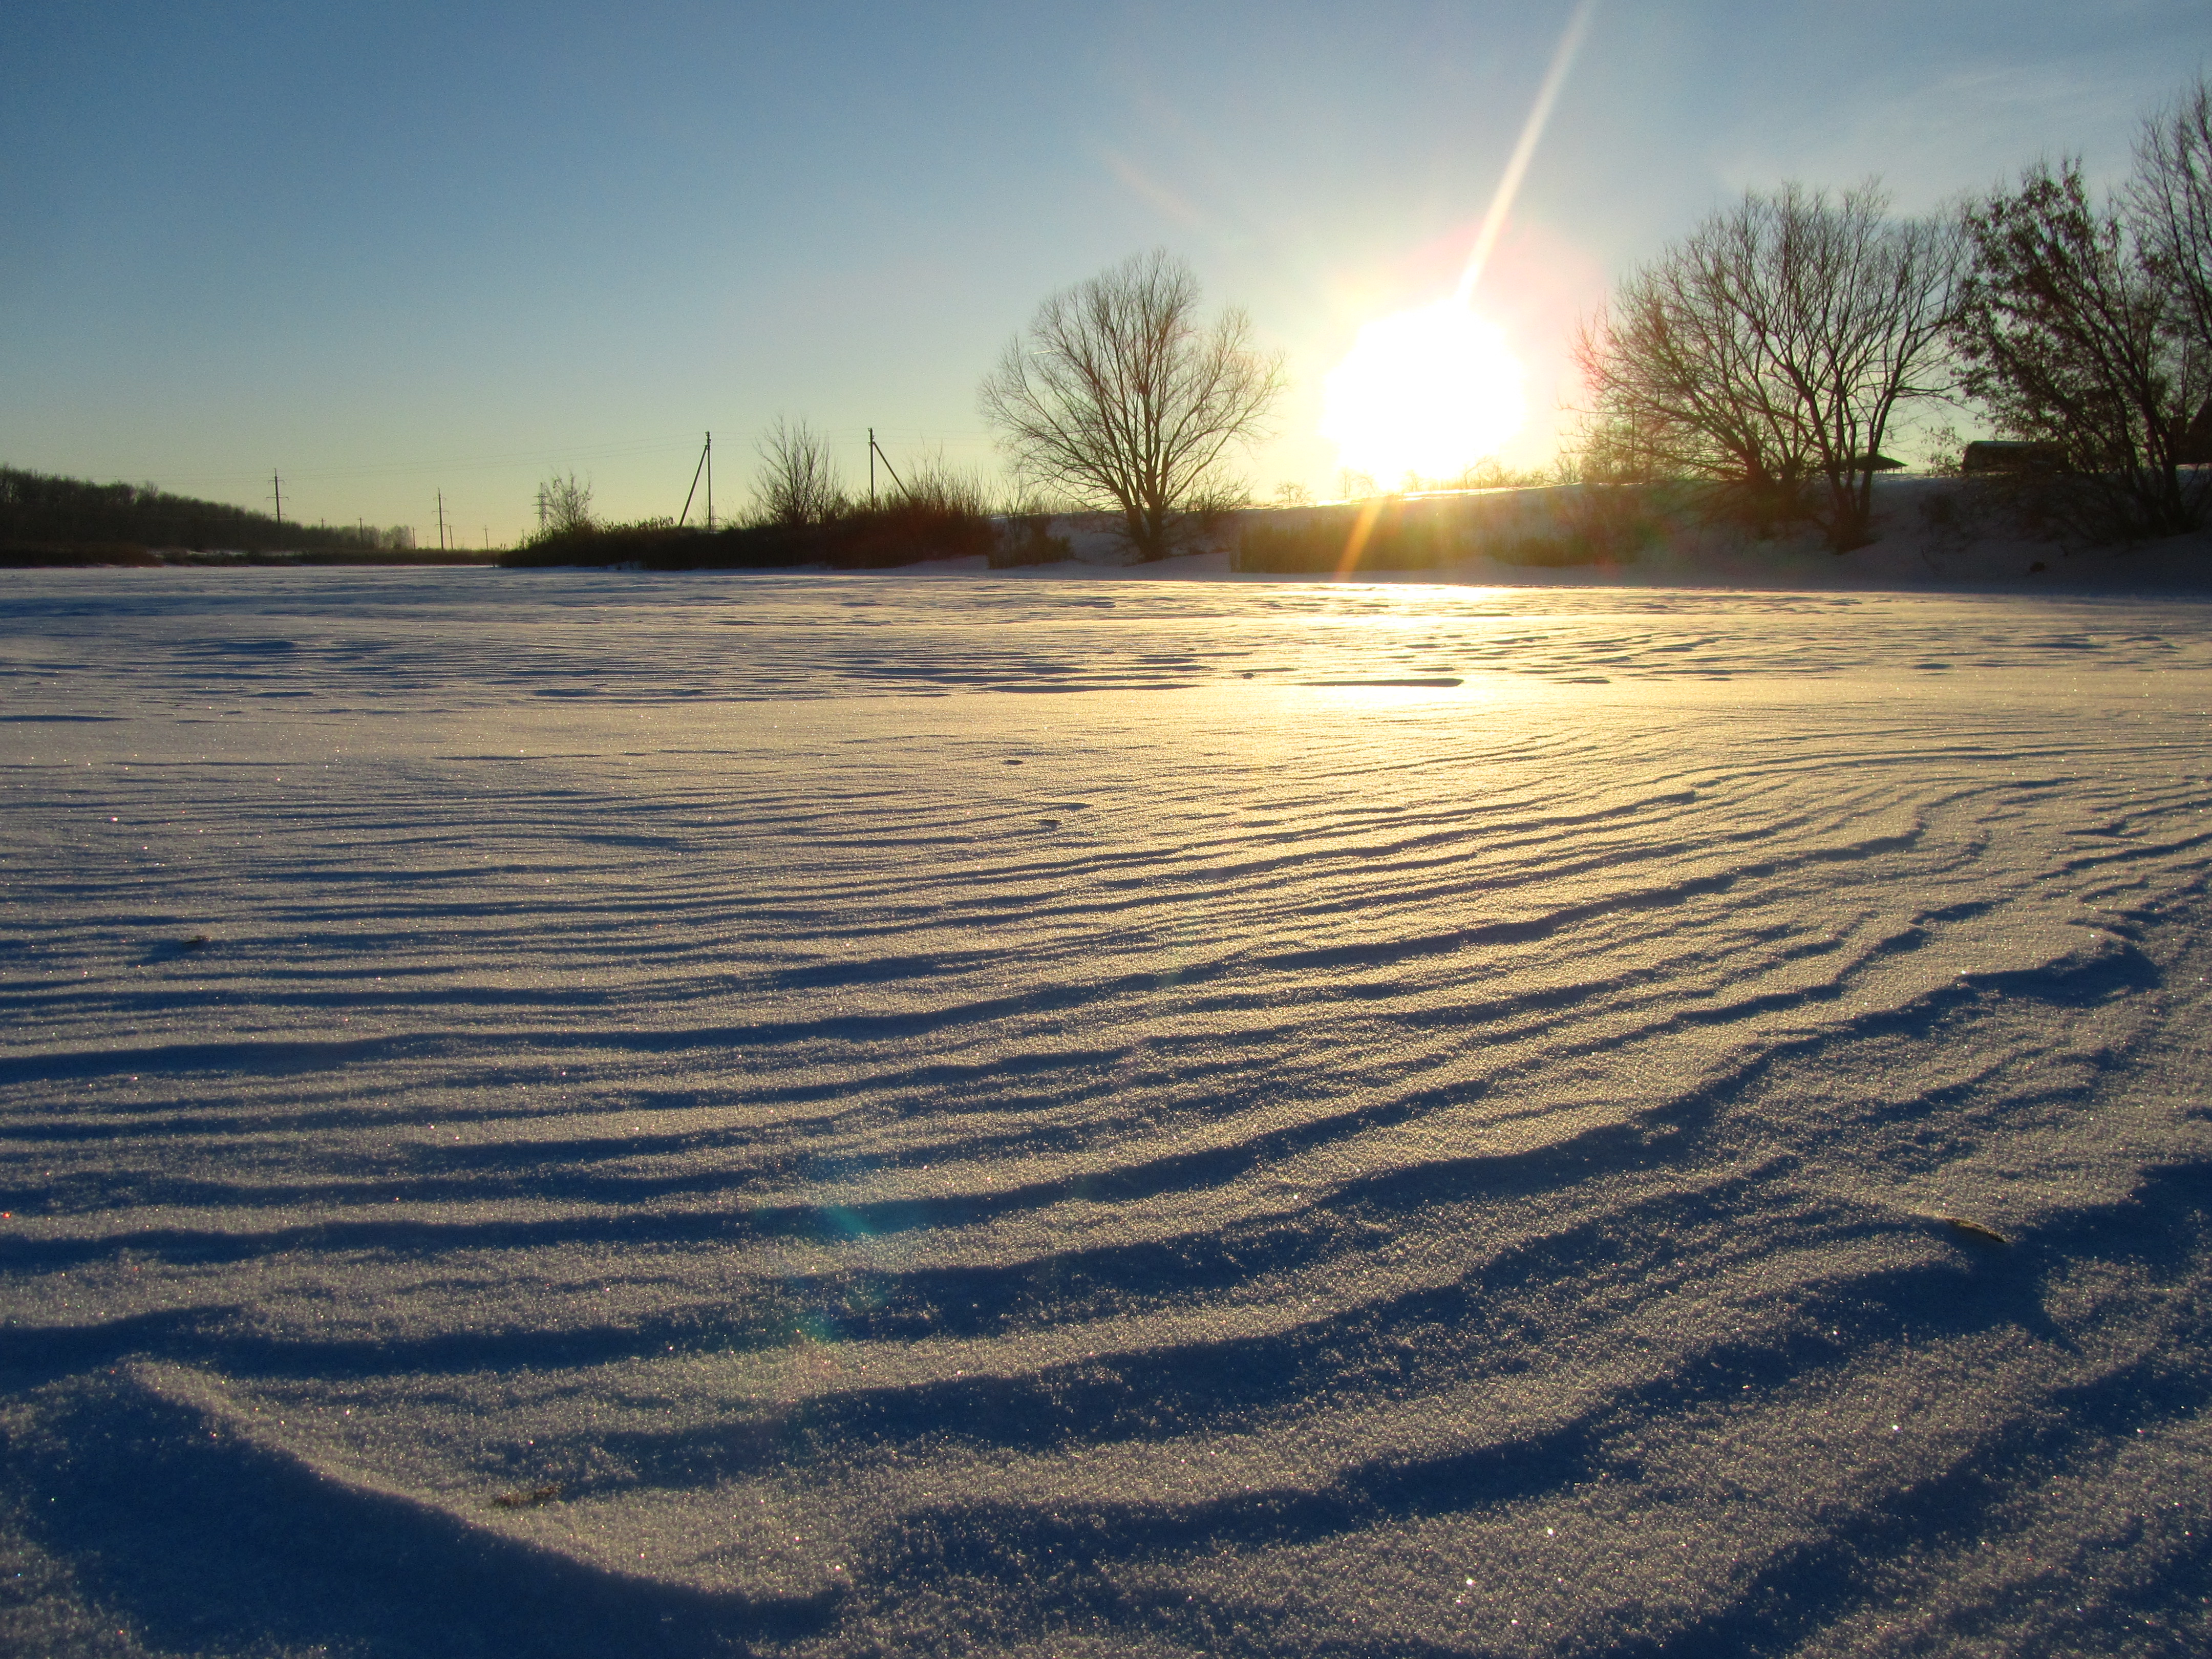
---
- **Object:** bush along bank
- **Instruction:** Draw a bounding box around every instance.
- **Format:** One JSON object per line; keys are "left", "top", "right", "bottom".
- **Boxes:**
{"left": 501, "top": 499, "right": 998, "bottom": 570}
{"left": 1232, "top": 486, "right": 1669, "bottom": 575}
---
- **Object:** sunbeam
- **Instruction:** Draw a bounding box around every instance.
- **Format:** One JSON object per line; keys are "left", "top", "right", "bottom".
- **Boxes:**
{"left": 1321, "top": 1, "right": 1599, "bottom": 485}
{"left": 1457, "top": 0, "right": 1599, "bottom": 303}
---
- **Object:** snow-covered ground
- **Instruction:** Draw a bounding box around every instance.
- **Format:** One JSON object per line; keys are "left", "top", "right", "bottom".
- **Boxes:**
{"left": 5, "top": 565, "right": 2211, "bottom": 1657}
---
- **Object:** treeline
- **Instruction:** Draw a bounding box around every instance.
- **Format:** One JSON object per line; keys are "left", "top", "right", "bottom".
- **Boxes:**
{"left": 500, "top": 503, "right": 999, "bottom": 571}
{"left": 0, "top": 467, "right": 424, "bottom": 563}
{"left": 504, "top": 423, "right": 1018, "bottom": 569}
{"left": 1576, "top": 76, "right": 2212, "bottom": 549}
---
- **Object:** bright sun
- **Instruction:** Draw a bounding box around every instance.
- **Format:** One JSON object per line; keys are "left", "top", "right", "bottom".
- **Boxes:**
{"left": 1320, "top": 299, "right": 1527, "bottom": 485}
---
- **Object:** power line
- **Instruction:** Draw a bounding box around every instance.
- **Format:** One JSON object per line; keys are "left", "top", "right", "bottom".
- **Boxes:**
{"left": 103, "top": 429, "right": 1007, "bottom": 512}
{"left": 131, "top": 434, "right": 707, "bottom": 491}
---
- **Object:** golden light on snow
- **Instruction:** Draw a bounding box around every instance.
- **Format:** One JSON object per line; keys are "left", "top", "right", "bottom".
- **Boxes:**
{"left": 1320, "top": 299, "right": 1527, "bottom": 484}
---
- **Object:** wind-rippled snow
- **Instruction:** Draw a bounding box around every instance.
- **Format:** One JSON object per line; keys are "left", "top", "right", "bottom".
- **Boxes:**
{"left": 5, "top": 566, "right": 2211, "bottom": 1657}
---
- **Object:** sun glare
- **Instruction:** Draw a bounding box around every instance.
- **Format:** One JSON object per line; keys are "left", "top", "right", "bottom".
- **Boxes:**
{"left": 1320, "top": 300, "right": 1526, "bottom": 485}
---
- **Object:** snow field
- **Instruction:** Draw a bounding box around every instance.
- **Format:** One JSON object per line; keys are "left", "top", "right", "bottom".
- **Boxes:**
{"left": 4, "top": 567, "right": 2212, "bottom": 1656}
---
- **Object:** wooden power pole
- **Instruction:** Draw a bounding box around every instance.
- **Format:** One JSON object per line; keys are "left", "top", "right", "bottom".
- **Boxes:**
{"left": 868, "top": 430, "right": 904, "bottom": 503}
{"left": 680, "top": 431, "right": 716, "bottom": 529}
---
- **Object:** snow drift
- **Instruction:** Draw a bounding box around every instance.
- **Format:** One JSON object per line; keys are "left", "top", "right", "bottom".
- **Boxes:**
{"left": 4, "top": 566, "right": 2211, "bottom": 1656}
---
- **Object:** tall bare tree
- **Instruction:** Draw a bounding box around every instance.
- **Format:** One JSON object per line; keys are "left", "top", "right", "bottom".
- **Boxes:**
{"left": 751, "top": 417, "right": 847, "bottom": 527}
{"left": 2127, "top": 75, "right": 2212, "bottom": 471}
{"left": 980, "top": 250, "right": 1283, "bottom": 561}
{"left": 1578, "top": 184, "right": 1963, "bottom": 549}
{"left": 2130, "top": 76, "right": 2212, "bottom": 364}
{"left": 1955, "top": 159, "right": 2209, "bottom": 538}
{"left": 1576, "top": 211, "right": 1811, "bottom": 514}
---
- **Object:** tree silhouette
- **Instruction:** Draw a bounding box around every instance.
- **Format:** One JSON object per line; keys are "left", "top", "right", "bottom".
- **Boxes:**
{"left": 1578, "top": 184, "right": 1962, "bottom": 549}
{"left": 981, "top": 251, "right": 1282, "bottom": 561}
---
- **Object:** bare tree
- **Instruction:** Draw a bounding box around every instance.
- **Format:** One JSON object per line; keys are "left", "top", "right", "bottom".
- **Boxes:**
{"left": 752, "top": 417, "right": 848, "bottom": 527}
{"left": 1955, "top": 159, "right": 2209, "bottom": 538}
{"left": 1578, "top": 184, "right": 1963, "bottom": 549}
{"left": 1759, "top": 187, "right": 1965, "bottom": 545}
{"left": 980, "top": 250, "right": 1284, "bottom": 561}
{"left": 1576, "top": 215, "right": 1809, "bottom": 518}
{"left": 2128, "top": 75, "right": 2212, "bottom": 465}
{"left": 2130, "top": 76, "right": 2212, "bottom": 362}
{"left": 536, "top": 470, "right": 594, "bottom": 537}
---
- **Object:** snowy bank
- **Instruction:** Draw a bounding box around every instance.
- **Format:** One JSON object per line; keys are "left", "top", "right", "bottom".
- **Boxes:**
{"left": 1012, "top": 475, "right": 2212, "bottom": 593}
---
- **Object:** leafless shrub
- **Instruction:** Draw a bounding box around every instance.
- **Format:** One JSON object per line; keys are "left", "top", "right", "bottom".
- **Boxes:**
{"left": 535, "top": 471, "right": 594, "bottom": 537}
{"left": 1548, "top": 482, "right": 1674, "bottom": 563}
{"left": 752, "top": 417, "right": 849, "bottom": 527}
{"left": 1235, "top": 498, "right": 1488, "bottom": 573}
{"left": 990, "top": 517, "right": 1073, "bottom": 568}
{"left": 888, "top": 452, "right": 993, "bottom": 517}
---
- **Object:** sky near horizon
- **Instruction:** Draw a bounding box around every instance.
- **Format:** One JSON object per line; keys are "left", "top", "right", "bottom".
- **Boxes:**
{"left": 3, "top": 3, "right": 2202, "bottom": 544}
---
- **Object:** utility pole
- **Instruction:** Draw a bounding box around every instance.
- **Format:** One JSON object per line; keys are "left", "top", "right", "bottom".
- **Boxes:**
{"left": 868, "top": 430, "right": 904, "bottom": 502}
{"left": 679, "top": 431, "right": 716, "bottom": 528}
{"left": 435, "top": 490, "right": 448, "bottom": 552}
{"left": 270, "top": 471, "right": 284, "bottom": 526}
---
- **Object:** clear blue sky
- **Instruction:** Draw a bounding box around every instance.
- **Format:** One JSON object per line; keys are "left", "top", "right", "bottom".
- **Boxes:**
{"left": 2, "top": 2, "right": 2199, "bottom": 543}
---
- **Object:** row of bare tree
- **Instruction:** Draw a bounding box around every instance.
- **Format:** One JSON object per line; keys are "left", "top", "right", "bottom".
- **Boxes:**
{"left": 534, "top": 250, "right": 1283, "bottom": 559}
{"left": 708, "top": 254, "right": 1284, "bottom": 561}
{"left": 1577, "top": 78, "right": 2212, "bottom": 547}
{"left": 979, "top": 80, "right": 2212, "bottom": 560}
{"left": 530, "top": 77, "right": 2209, "bottom": 564}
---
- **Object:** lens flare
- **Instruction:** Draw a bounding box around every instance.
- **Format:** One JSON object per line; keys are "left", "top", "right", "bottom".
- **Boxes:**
{"left": 1320, "top": 300, "right": 1526, "bottom": 484}
{"left": 1315, "top": 1, "right": 1592, "bottom": 490}
{"left": 1457, "top": 0, "right": 1598, "bottom": 302}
